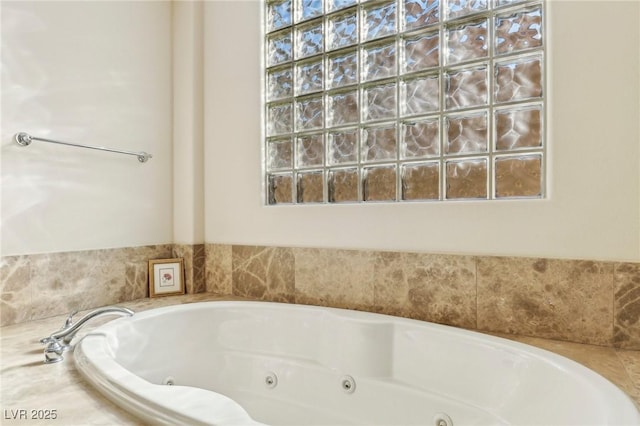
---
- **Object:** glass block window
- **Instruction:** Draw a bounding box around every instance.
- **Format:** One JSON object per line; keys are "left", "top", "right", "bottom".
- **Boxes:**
{"left": 265, "top": 0, "right": 545, "bottom": 204}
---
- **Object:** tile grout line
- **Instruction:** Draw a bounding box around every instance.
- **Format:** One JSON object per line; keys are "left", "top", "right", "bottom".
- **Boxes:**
{"left": 475, "top": 256, "right": 479, "bottom": 331}
{"left": 612, "top": 262, "right": 617, "bottom": 348}
{"left": 613, "top": 347, "right": 640, "bottom": 405}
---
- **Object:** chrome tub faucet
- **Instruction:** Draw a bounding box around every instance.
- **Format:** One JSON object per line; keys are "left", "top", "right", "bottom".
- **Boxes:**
{"left": 40, "top": 306, "right": 134, "bottom": 364}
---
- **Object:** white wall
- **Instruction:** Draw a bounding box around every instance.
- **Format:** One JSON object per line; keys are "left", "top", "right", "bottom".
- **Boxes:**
{"left": 2, "top": 1, "right": 637, "bottom": 262}
{"left": 204, "top": 0, "right": 640, "bottom": 261}
{"left": 173, "top": 1, "right": 205, "bottom": 245}
{"left": 1, "top": 1, "right": 173, "bottom": 256}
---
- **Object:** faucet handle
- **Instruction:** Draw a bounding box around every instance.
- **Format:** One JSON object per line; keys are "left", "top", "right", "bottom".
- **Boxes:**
{"left": 63, "top": 310, "right": 79, "bottom": 329}
{"left": 39, "top": 311, "right": 78, "bottom": 345}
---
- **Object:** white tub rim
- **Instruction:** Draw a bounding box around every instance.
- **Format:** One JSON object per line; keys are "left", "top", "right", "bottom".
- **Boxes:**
{"left": 74, "top": 300, "right": 640, "bottom": 426}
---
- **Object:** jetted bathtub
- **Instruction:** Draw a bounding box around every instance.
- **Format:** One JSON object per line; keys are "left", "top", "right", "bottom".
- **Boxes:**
{"left": 75, "top": 301, "right": 640, "bottom": 425}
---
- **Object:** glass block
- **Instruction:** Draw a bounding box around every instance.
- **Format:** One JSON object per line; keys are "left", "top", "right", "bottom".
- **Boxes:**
{"left": 267, "top": 0, "right": 292, "bottom": 32}
{"left": 404, "top": 0, "right": 439, "bottom": 31}
{"left": 296, "top": 133, "right": 324, "bottom": 167}
{"left": 445, "top": 111, "right": 488, "bottom": 154}
{"left": 495, "top": 154, "right": 542, "bottom": 198}
{"left": 267, "top": 139, "right": 293, "bottom": 170}
{"left": 495, "top": 56, "right": 542, "bottom": 103}
{"left": 363, "top": 1, "right": 396, "bottom": 41}
{"left": 401, "top": 119, "right": 439, "bottom": 159}
{"left": 296, "top": 20, "right": 324, "bottom": 59}
{"left": 296, "top": 59, "right": 323, "bottom": 95}
{"left": 263, "top": 0, "right": 546, "bottom": 206}
{"left": 363, "top": 82, "right": 397, "bottom": 122}
{"left": 401, "top": 75, "right": 439, "bottom": 116}
{"left": 403, "top": 32, "right": 439, "bottom": 73}
{"left": 297, "top": 171, "right": 324, "bottom": 203}
{"left": 327, "top": 90, "right": 359, "bottom": 127}
{"left": 445, "top": 158, "right": 487, "bottom": 199}
{"left": 364, "top": 166, "right": 397, "bottom": 201}
{"left": 445, "top": 65, "right": 488, "bottom": 110}
{"left": 363, "top": 124, "right": 397, "bottom": 162}
{"left": 497, "top": 0, "right": 527, "bottom": 5}
{"left": 267, "top": 103, "right": 293, "bottom": 136}
{"left": 445, "top": 0, "right": 487, "bottom": 20}
{"left": 267, "top": 30, "right": 292, "bottom": 66}
{"left": 328, "top": 10, "right": 358, "bottom": 51}
{"left": 328, "top": 0, "right": 357, "bottom": 12}
{"left": 402, "top": 162, "right": 439, "bottom": 200}
{"left": 297, "top": 0, "right": 323, "bottom": 22}
{"left": 363, "top": 41, "right": 397, "bottom": 82}
{"left": 328, "top": 128, "right": 358, "bottom": 164}
{"left": 267, "top": 66, "right": 293, "bottom": 101}
{"left": 446, "top": 19, "right": 488, "bottom": 65}
{"left": 329, "top": 168, "right": 359, "bottom": 202}
{"left": 327, "top": 50, "right": 358, "bottom": 88}
{"left": 268, "top": 173, "right": 294, "bottom": 204}
{"left": 495, "top": 6, "right": 542, "bottom": 55}
{"left": 296, "top": 96, "right": 324, "bottom": 130}
{"left": 495, "top": 106, "right": 542, "bottom": 151}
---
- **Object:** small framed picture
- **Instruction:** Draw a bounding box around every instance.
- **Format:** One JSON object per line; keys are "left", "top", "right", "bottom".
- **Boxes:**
{"left": 148, "top": 258, "right": 185, "bottom": 298}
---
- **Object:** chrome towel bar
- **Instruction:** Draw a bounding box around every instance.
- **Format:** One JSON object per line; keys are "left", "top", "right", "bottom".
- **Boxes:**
{"left": 14, "top": 132, "right": 152, "bottom": 163}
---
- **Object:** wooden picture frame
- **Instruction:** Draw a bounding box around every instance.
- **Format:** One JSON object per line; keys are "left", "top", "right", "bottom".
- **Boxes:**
{"left": 148, "top": 258, "right": 185, "bottom": 298}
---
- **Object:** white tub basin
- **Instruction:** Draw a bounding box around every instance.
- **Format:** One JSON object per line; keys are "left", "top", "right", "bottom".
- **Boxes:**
{"left": 74, "top": 301, "right": 640, "bottom": 425}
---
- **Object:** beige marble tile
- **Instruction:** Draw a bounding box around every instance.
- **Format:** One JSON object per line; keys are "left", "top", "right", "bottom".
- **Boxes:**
{"left": 1, "top": 256, "right": 32, "bottom": 326}
{"left": 500, "top": 333, "right": 640, "bottom": 406}
{"left": 124, "top": 261, "right": 149, "bottom": 301}
{"left": 232, "top": 245, "right": 295, "bottom": 303}
{"left": 205, "top": 244, "right": 232, "bottom": 295}
{"left": 29, "top": 249, "right": 126, "bottom": 320}
{"left": 173, "top": 244, "right": 194, "bottom": 293}
{"left": 25, "top": 245, "right": 174, "bottom": 323}
{"left": 616, "top": 349, "right": 640, "bottom": 406}
{"left": 191, "top": 244, "right": 206, "bottom": 293}
{"left": 121, "top": 244, "right": 173, "bottom": 302}
{"left": 4, "top": 243, "right": 636, "bottom": 357}
{"left": 1, "top": 313, "right": 142, "bottom": 425}
{"left": 373, "top": 251, "right": 477, "bottom": 328}
{"left": 116, "top": 244, "right": 172, "bottom": 303}
{"left": 173, "top": 244, "right": 206, "bottom": 294}
{"left": 477, "top": 257, "right": 614, "bottom": 345}
{"left": 614, "top": 263, "right": 640, "bottom": 349}
{"left": 294, "top": 248, "right": 375, "bottom": 309}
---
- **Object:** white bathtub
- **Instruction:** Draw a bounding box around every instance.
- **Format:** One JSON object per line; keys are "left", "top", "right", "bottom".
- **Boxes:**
{"left": 75, "top": 301, "right": 640, "bottom": 426}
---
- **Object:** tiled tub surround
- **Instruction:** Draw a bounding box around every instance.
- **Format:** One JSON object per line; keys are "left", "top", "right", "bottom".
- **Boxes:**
{"left": 0, "top": 244, "right": 206, "bottom": 327}
{"left": 207, "top": 244, "right": 640, "bottom": 350}
{"left": 3, "top": 243, "right": 640, "bottom": 351}
{"left": 173, "top": 243, "right": 206, "bottom": 294}
{"left": 1, "top": 294, "right": 640, "bottom": 425}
